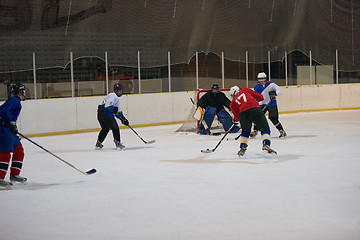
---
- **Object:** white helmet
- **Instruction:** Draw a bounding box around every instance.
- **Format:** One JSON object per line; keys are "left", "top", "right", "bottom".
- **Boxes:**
{"left": 230, "top": 86, "right": 240, "bottom": 98}
{"left": 257, "top": 72, "right": 267, "bottom": 81}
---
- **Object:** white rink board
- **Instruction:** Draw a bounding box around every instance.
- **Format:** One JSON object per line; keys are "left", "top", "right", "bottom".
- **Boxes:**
{"left": 1, "top": 84, "right": 359, "bottom": 135}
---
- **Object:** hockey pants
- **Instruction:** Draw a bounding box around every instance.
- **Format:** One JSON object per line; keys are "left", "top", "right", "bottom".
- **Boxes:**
{"left": 97, "top": 106, "right": 120, "bottom": 143}
{"left": 254, "top": 105, "right": 284, "bottom": 131}
{"left": 239, "top": 108, "right": 271, "bottom": 146}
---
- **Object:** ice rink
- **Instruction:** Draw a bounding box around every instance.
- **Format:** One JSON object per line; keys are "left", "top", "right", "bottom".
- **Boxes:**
{"left": 1, "top": 110, "right": 360, "bottom": 240}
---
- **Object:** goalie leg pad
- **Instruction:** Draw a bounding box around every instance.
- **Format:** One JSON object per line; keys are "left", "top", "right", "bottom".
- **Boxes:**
{"left": 198, "top": 106, "right": 217, "bottom": 134}
{"left": 217, "top": 109, "right": 240, "bottom": 133}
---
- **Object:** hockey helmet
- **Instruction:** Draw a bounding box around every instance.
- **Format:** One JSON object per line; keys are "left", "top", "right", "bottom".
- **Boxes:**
{"left": 10, "top": 83, "right": 26, "bottom": 99}
{"left": 114, "top": 83, "right": 123, "bottom": 92}
{"left": 211, "top": 83, "right": 220, "bottom": 96}
{"left": 211, "top": 83, "right": 220, "bottom": 90}
{"left": 113, "top": 83, "right": 123, "bottom": 97}
{"left": 257, "top": 72, "right": 267, "bottom": 81}
{"left": 230, "top": 86, "right": 240, "bottom": 98}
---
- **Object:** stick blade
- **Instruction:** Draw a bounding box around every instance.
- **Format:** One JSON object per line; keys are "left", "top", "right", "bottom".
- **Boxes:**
{"left": 145, "top": 140, "right": 156, "bottom": 144}
{"left": 86, "top": 169, "right": 97, "bottom": 175}
{"left": 201, "top": 148, "right": 213, "bottom": 153}
{"left": 211, "top": 132, "right": 222, "bottom": 136}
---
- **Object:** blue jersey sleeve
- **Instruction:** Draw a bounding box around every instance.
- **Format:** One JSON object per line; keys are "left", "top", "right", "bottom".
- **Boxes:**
{"left": 0, "top": 97, "right": 22, "bottom": 126}
{"left": 253, "top": 83, "right": 263, "bottom": 94}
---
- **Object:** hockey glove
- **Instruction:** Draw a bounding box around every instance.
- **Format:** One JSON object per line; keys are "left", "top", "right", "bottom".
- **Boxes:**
{"left": 9, "top": 121, "right": 18, "bottom": 135}
{"left": 113, "top": 107, "right": 118, "bottom": 114}
{"left": 269, "top": 91, "right": 277, "bottom": 101}
{"left": 193, "top": 106, "right": 204, "bottom": 121}
{"left": 120, "top": 117, "right": 129, "bottom": 126}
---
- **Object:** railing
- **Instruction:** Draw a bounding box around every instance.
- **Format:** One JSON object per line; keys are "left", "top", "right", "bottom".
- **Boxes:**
{"left": 1, "top": 50, "right": 359, "bottom": 101}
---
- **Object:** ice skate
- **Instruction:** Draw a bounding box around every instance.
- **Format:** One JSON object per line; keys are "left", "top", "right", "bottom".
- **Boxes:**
{"left": 238, "top": 143, "right": 248, "bottom": 157}
{"left": 262, "top": 144, "right": 277, "bottom": 155}
{"left": 10, "top": 175, "right": 27, "bottom": 183}
{"left": 95, "top": 140, "right": 103, "bottom": 150}
{"left": 114, "top": 140, "right": 125, "bottom": 150}
{"left": 0, "top": 179, "right": 13, "bottom": 189}
{"left": 279, "top": 130, "right": 287, "bottom": 138}
{"left": 250, "top": 130, "right": 258, "bottom": 138}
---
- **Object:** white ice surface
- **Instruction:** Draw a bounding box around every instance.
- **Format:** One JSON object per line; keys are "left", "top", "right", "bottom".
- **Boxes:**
{"left": 1, "top": 110, "right": 360, "bottom": 240}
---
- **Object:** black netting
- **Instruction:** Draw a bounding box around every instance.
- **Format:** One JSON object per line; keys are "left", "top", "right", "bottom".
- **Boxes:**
{"left": 0, "top": 0, "right": 359, "bottom": 72}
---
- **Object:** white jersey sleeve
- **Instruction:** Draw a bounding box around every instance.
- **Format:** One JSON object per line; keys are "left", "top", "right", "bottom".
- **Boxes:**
{"left": 102, "top": 93, "right": 119, "bottom": 107}
{"left": 273, "top": 83, "right": 282, "bottom": 96}
{"left": 261, "top": 82, "right": 281, "bottom": 105}
{"left": 102, "top": 92, "right": 122, "bottom": 114}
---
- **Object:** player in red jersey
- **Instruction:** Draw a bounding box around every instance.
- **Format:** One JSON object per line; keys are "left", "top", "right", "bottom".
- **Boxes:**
{"left": 230, "top": 87, "right": 277, "bottom": 156}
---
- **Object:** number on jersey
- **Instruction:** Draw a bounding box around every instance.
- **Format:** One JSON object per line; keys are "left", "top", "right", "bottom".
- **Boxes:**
{"left": 235, "top": 93, "right": 247, "bottom": 105}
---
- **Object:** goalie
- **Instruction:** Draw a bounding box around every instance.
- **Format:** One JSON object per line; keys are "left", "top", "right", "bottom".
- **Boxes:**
{"left": 195, "top": 84, "right": 240, "bottom": 135}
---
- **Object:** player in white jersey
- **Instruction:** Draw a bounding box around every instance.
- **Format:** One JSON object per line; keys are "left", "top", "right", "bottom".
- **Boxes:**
{"left": 251, "top": 72, "right": 287, "bottom": 138}
{"left": 95, "top": 83, "right": 129, "bottom": 150}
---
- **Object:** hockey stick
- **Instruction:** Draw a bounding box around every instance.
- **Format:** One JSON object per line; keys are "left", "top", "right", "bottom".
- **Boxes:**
{"left": 127, "top": 125, "right": 155, "bottom": 144}
{"left": 18, "top": 133, "right": 96, "bottom": 175}
{"left": 226, "top": 133, "right": 242, "bottom": 141}
{"left": 201, "top": 124, "right": 235, "bottom": 153}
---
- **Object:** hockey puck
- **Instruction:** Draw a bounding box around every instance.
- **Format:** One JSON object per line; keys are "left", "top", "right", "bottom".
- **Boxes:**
{"left": 201, "top": 148, "right": 212, "bottom": 153}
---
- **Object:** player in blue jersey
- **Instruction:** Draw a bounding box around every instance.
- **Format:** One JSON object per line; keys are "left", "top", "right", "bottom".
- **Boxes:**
{"left": 95, "top": 83, "right": 129, "bottom": 150}
{"left": 251, "top": 72, "right": 287, "bottom": 138}
{"left": 0, "top": 83, "right": 27, "bottom": 189}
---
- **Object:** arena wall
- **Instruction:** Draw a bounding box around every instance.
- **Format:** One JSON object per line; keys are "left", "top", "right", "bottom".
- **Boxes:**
{"left": 2, "top": 83, "right": 359, "bottom": 136}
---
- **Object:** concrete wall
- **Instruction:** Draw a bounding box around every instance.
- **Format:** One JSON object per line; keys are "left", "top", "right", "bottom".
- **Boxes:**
{"left": 1, "top": 83, "right": 360, "bottom": 135}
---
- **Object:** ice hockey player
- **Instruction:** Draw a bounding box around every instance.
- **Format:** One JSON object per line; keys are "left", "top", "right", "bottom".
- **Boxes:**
{"left": 95, "top": 83, "right": 129, "bottom": 150}
{"left": 230, "top": 86, "right": 277, "bottom": 157}
{"left": 0, "top": 83, "right": 27, "bottom": 189}
{"left": 250, "top": 72, "right": 287, "bottom": 138}
{"left": 196, "top": 84, "right": 240, "bottom": 135}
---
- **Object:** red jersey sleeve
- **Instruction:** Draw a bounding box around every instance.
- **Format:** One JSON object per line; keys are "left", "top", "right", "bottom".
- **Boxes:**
{"left": 230, "top": 100, "right": 240, "bottom": 122}
{"left": 243, "top": 87, "right": 264, "bottom": 102}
